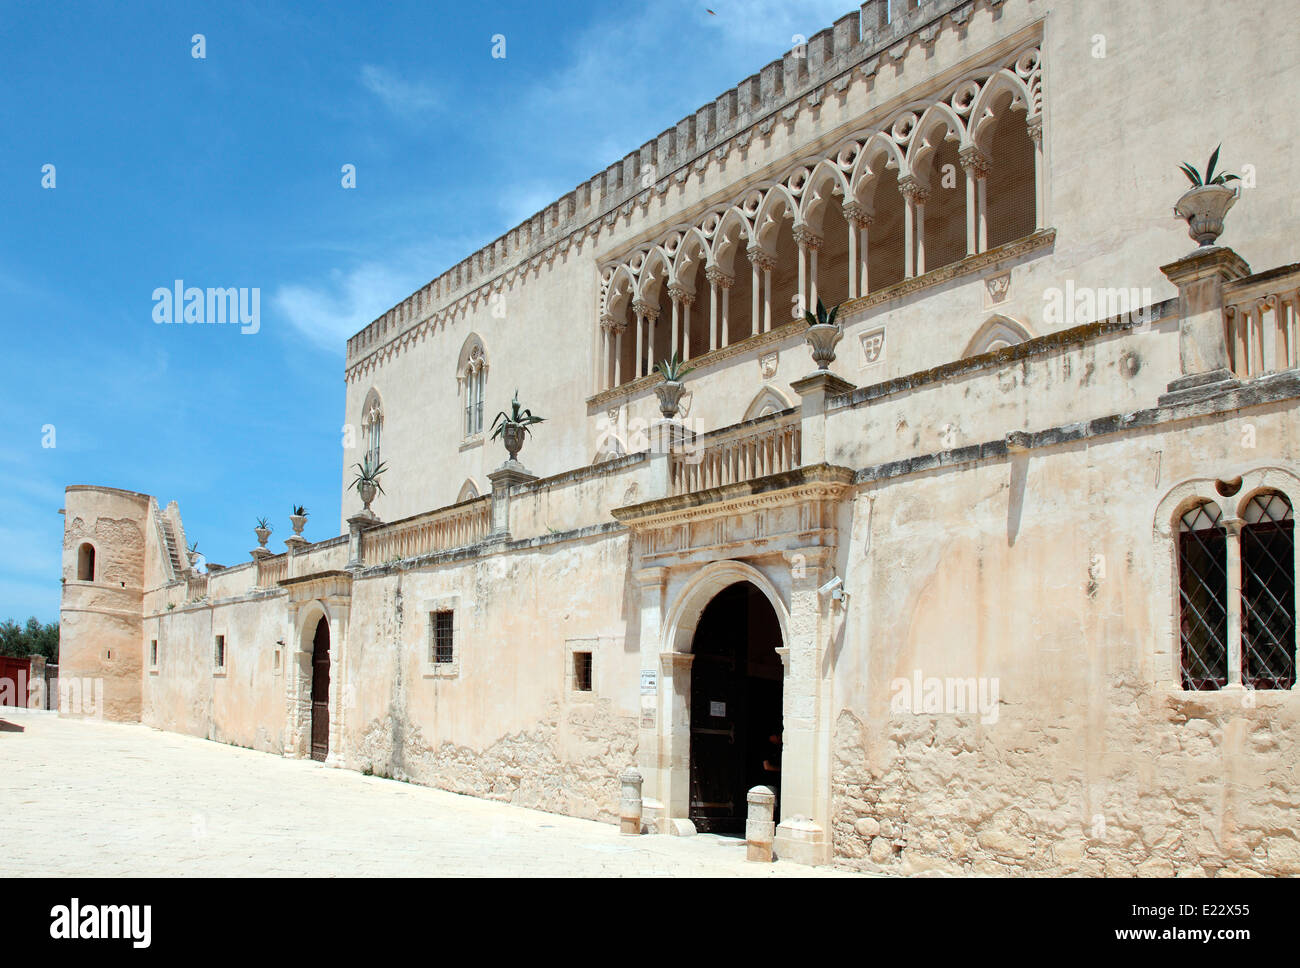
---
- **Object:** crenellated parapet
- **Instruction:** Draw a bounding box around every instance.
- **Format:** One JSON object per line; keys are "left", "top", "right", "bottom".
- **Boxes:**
{"left": 343, "top": 0, "right": 1017, "bottom": 384}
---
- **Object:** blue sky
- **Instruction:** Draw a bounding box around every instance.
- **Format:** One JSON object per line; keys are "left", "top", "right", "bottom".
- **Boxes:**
{"left": 0, "top": 0, "right": 852, "bottom": 622}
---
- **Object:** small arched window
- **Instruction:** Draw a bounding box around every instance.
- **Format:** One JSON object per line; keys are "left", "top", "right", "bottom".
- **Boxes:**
{"left": 1241, "top": 491, "right": 1295, "bottom": 689}
{"left": 456, "top": 479, "right": 480, "bottom": 503}
{"left": 361, "top": 388, "right": 383, "bottom": 469}
{"left": 77, "top": 542, "right": 96, "bottom": 582}
{"left": 458, "top": 337, "right": 488, "bottom": 439}
{"left": 1178, "top": 501, "right": 1227, "bottom": 690}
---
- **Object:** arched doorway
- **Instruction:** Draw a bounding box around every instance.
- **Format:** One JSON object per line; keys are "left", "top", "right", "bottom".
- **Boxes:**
{"left": 310, "top": 617, "right": 330, "bottom": 762}
{"left": 688, "top": 581, "right": 783, "bottom": 833}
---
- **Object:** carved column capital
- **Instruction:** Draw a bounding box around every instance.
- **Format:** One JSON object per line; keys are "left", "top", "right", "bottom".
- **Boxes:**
{"left": 1026, "top": 114, "right": 1043, "bottom": 147}
{"left": 898, "top": 175, "right": 930, "bottom": 204}
{"left": 958, "top": 145, "right": 991, "bottom": 177}
{"left": 704, "top": 266, "right": 735, "bottom": 289}
{"left": 667, "top": 283, "right": 695, "bottom": 306}
{"left": 841, "top": 202, "right": 873, "bottom": 228}
{"left": 792, "top": 225, "right": 824, "bottom": 250}
{"left": 632, "top": 299, "right": 660, "bottom": 321}
{"left": 747, "top": 245, "right": 777, "bottom": 272}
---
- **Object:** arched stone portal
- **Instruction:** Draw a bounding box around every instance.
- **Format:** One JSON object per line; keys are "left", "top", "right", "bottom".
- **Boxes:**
{"left": 688, "top": 581, "right": 783, "bottom": 833}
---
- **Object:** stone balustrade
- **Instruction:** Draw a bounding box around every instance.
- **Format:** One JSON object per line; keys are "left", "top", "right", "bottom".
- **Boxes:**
{"left": 1223, "top": 264, "right": 1300, "bottom": 378}
{"left": 257, "top": 554, "right": 288, "bottom": 588}
{"left": 670, "top": 409, "right": 801, "bottom": 496}
{"left": 361, "top": 497, "right": 492, "bottom": 565}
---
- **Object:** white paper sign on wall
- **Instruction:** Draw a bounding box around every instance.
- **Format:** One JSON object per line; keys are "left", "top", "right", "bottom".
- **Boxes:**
{"left": 640, "top": 669, "right": 658, "bottom": 695}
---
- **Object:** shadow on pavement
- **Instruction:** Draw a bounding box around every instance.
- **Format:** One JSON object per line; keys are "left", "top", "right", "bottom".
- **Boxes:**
{"left": 0, "top": 718, "right": 25, "bottom": 732}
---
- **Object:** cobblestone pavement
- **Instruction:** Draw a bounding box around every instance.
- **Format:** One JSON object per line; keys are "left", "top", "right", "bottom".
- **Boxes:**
{"left": 0, "top": 709, "right": 863, "bottom": 878}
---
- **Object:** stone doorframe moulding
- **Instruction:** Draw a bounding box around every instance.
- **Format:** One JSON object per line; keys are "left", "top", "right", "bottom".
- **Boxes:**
{"left": 640, "top": 555, "right": 836, "bottom": 865}
{"left": 1152, "top": 465, "right": 1300, "bottom": 691}
{"left": 281, "top": 571, "right": 353, "bottom": 767}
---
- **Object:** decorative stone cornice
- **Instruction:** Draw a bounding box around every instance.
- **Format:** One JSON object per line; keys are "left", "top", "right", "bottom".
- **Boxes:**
{"left": 611, "top": 463, "right": 855, "bottom": 531}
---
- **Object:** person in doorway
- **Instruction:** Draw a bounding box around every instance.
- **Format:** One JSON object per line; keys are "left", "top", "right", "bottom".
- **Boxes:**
{"left": 762, "top": 730, "right": 782, "bottom": 777}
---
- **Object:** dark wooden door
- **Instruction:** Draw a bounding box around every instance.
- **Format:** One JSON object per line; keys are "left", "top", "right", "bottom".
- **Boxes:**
{"left": 689, "top": 645, "right": 745, "bottom": 832}
{"left": 310, "top": 619, "right": 330, "bottom": 761}
{"left": 688, "top": 582, "right": 784, "bottom": 834}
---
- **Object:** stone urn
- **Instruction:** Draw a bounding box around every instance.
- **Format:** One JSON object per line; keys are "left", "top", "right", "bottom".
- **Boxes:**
{"left": 358, "top": 481, "right": 378, "bottom": 511}
{"left": 501, "top": 423, "right": 526, "bottom": 462}
{"left": 254, "top": 527, "right": 271, "bottom": 548}
{"left": 1174, "top": 184, "right": 1239, "bottom": 246}
{"left": 289, "top": 514, "right": 307, "bottom": 535}
{"left": 186, "top": 550, "right": 200, "bottom": 567}
{"left": 805, "top": 321, "right": 844, "bottom": 371}
{"left": 654, "top": 379, "right": 686, "bottom": 419}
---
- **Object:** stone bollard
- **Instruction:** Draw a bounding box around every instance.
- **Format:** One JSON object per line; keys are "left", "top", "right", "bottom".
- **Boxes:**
{"left": 746, "top": 785, "right": 776, "bottom": 862}
{"left": 619, "top": 769, "right": 643, "bottom": 835}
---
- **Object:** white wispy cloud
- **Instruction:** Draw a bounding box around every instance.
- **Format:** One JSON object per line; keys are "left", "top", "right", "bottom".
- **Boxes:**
{"left": 273, "top": 261, "right": 427, "bottom": 351}
{"left": 359, "top": 64, "right": 442, "bottom": 116}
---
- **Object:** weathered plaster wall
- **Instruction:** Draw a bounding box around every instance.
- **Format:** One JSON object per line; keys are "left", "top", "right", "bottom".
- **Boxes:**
{"left": 59, "top": 487, "right": 152, "bottom": 721}
{"left": 830, "top": 404, "right": 1300, "bottom": 876}
{"left": 340, "top": 532, "right": 640, "bottom": 822}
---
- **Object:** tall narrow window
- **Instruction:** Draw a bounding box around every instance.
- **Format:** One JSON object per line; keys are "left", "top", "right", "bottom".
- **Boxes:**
{"left": 431, "top": 611, "right": 454, "bottom": 664}
{"left": 214, "top": 634, "right": 226, "bottom": 671}
{"left": 1178, "top": 502, "right": 1228, "bottom": 690}
{"left": 361, "top": 388, "right": 383, "bottom": 469}
{"left": 461, "top": 344, "right": 486, "bottom": 438}
{"left": 1241, "top": 491, "right": 1296, "bottom": 689}
{"left": 77, "top": 543, "right": 96, "bottom": 581}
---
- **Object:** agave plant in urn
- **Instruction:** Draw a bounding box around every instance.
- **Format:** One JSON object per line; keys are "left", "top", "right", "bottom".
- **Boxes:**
{"left": 1174, "top": 145, "right": 1241, "bottom": 247}
{"left": 653, "top": 353, "right": 694, "bottom": 419}
{"left": 491, "top": 391, "right": 545, "bottom": 463}
{"left": 349, "top": 457, "right": 387, "bottom": 514}
{"left": 803, "top": 298, "right": 843, "bottom": 371}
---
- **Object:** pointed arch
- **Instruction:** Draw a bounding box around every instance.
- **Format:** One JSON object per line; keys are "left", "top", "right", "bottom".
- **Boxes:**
{"left": 966, "top": 69, "right": 1034, "bottom": 155}
{"left": 456, "top": 333, "right": 488, "bottom": 438}
{"left": 962, "top": 314, "right": 1034, "bottom": 357}
{"left": 799, "top": 160, "right": 851, "bottom": 232}
{"left": 711, "top": 207, "right": 753, "bottom": 275}
{"left": 753, "top": 184, "right": 799, "bottom": 252}
{"left": 360, "top": 387, "right": 384, "bottom": 468}
{"left": 456, "top": 479, "right": 480, "bottom": 503}
{"left": 907, "top": 102, "right": 967, "bottom": 183}
{"left": 742, "top": 385, "right": 795, "bottom": 421}
{"left": 849, "top": 132, "right": 907, "bottom": 208}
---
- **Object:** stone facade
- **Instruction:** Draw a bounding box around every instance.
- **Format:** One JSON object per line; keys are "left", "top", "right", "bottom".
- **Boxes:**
{"left": 59, "top": 0, "right": 1300, "bottom": 873}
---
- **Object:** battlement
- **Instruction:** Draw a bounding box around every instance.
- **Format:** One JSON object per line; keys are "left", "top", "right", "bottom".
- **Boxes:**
{"left": 343, "top": 0, "right": 985, "bottom": 368}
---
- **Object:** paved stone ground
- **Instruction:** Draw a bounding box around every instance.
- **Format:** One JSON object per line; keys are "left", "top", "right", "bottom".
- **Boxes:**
{"left": 0, "top": 708, "right": 863, "bottom": 878}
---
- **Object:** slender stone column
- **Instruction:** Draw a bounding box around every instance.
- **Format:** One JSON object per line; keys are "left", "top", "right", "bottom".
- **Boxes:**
{"left": 668, "top": 284, "right": 693, "bottom": 360}
{"left": 1225, "top": 517, "right": 1244, "bottom": 688}
{"left": 899, "top": 176, "right": 924, "bottom": 279}
{"left": 633, "top": 299, "right": 658, "bottom": 379}
{"left": 794, "top": 226, "right": 823, "bottom": 314}
{"left": 748, "top": 246, "right": 777, "bottom": 333}
{"left": 633, "top": 306, "right": 645, "bottom": 380}
{"left": 959, "top": 146, "right": 990, "bottom": 257}
{"left": 705, "top": 266, "right": 730, "bottom": 351}
{"left": 612, "top": 318, "right": 626, "bottom": 387}
{"left": 668, "top": 286, "right": 681, "bottom": 359}
{"left": 1027, "top": 115, "right": 1045, "bottom": 232}
{"left": 843, "top": 203, "right": 871, "bottom": 299}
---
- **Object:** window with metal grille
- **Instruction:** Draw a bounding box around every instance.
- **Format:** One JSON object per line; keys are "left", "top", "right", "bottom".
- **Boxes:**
{"left": 431, "top": 611, "right": 454, "bottom": 664}
{"left": 150, "top": 639, "right": 158, "bottom": 666}
{"left": 214, "top": 634, "right": 226, "bottom": 670}
{"left": 1241, "top": 491, "right": 1296, "bottom": 689}
{"left": 574, "top": 651, "right": 593, "bottom": 692}
{"left": 1179, "top": 502, "right": 1228, "bottom": 690}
